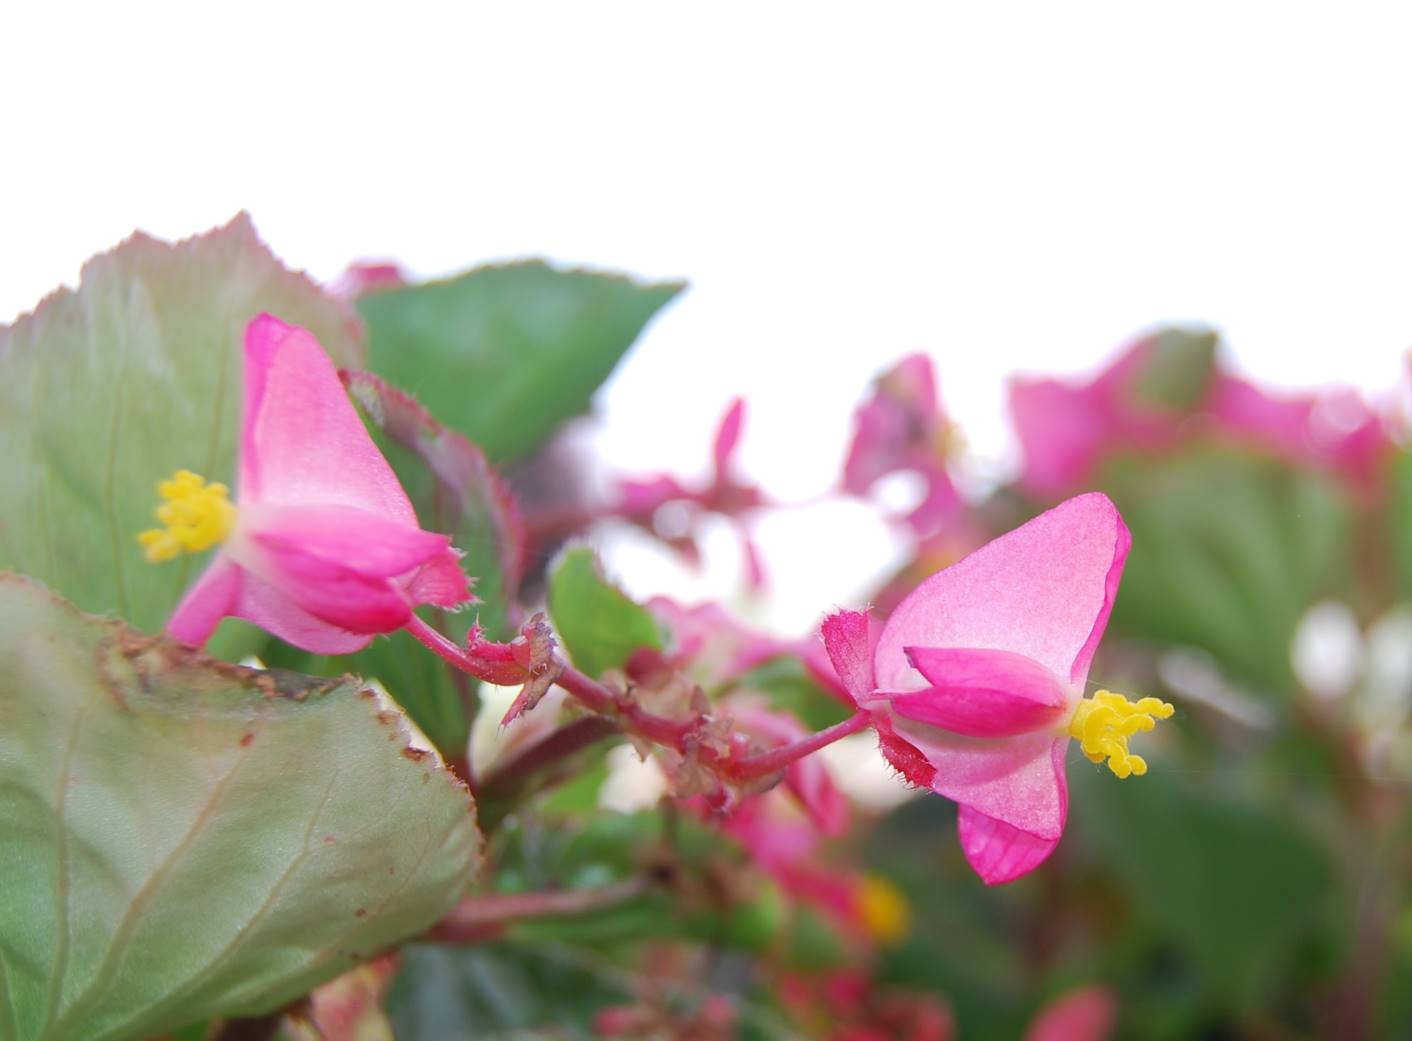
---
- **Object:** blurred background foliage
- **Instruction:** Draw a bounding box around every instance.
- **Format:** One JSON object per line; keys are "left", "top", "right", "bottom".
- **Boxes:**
{"left": 7, "top": 220, "right": 1410, "bottom": 1041}
{"left": 348, "top": 262, "right": 1411, "bottom": 1040}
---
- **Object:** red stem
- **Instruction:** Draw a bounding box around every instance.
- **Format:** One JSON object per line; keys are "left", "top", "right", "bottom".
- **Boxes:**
{"left": 403, "top": 615, "right": 870, "bottom": 785}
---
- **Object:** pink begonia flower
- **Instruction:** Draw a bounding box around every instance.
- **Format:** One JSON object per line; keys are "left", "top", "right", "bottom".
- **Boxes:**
{"left": 1009, "top": 336, "right": 1192, "bottom": 498}
{"left": 842, "top": 354, "right": 966, "bottom": 536}
{"left": 1206, "top": 372, "right": 1389, "bottom": 487}
{"left": 822, "top": 493, "right": 1172, "bottom": 885}
{"left": 1010, "top": 331, "right": 1391, "bottom": 497}
{"left": 616, "top": 398, "right": 768, "bottom": 588}
{"left": 328, "top": 260, "right": 407, "bottom": 301}
{"left": 1023, "top": 985, "right": 1118, "bottom": 1041}
{"left": 144, "top": 314, "right": 470, "bottom": 654}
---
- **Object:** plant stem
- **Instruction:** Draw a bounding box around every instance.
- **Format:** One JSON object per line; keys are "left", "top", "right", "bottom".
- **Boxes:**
{"left": 404, "top": 614, "right": 871, "bottom": 786}
{"left": 430, "top": 878, "right": 650, "bottom": 942}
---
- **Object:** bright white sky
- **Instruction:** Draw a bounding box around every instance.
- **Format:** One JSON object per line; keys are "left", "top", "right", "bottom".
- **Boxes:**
{"left": 6, "top": 2, "right": 1412, "bottom": 627}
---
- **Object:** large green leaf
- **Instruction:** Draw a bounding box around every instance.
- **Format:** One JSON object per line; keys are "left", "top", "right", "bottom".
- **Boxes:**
{"left": 0, "top": 575, "right": 480, "bottom": 1041}
{"left": 358, "top": 261, "right": 683, "bottom": 462}
{"left": 0, "top": 214, "right": 364, "bottom": 637}
{"left": 547, "top": 546, "right": 663, "bottom": 679}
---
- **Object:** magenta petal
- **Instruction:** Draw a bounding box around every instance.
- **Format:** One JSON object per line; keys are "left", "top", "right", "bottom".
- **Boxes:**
{"left": 238, "top": 504, "right": 465, "bottom": 635}
{"left": 875, "top": 493, "right": 1130, "bottom": 692}
{"left": 229, "top": 567, "right": 374, "bottom": 654}
{"left": 899, "top": 727, "right": 1068, "bottom": 840}
{"left": 241, "top": 314, "right": 418, "bottom": 521}
{"left": 167, "top": 554, "right": 243, "bottom": 647}
{"left": 885, "top": 647, "right": 1068, "bottom": 737}
{"left": 958, "top": 804, "right": 1062, "bottom": 885}
{"left": 712, "top": 397, "right": 746, "bottom": 479}
{"left": 247, "top": 504, "right": 457, "bottom": 579}
{"left": 820, "top": 609, "right": 878, "bottom": 706}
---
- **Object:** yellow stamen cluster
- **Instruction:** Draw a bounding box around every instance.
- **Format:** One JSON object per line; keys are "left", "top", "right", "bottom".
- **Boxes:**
{"left": 1068, "top": 689, "right": 1174, "bottom": 779}
{"left": 857, "top": 874, "right": 910, "bottom": 945}
{"left": 137, "top": 470, "right": 236, "bottom": 563}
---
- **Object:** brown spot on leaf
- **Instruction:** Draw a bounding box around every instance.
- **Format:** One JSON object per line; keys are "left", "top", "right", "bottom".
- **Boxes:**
{"left": 239, "top": 733, "right": 254, "bottom": 747}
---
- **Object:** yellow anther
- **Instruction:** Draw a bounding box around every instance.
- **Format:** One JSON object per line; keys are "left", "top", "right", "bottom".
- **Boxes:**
{"left": 856, "top": 873, "right": 910, "bottom": 945}
{"left": 1068, "top": 689, "right": 1174, "bottom": 779}
{"left": 137, "top": 469, "right": 236, "bottom": 563}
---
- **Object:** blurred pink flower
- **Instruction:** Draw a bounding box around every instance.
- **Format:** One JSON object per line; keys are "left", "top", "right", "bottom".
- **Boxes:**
{"left": 1024, "top": 985, "right": 1118, "bottom": 1041}
{"left": 824, "top": 494, "right": 1168, "bottom": 884}
{"left": 162, "top": 314, "right": 470, "bottom": 653}
{"left": 1010, "top": 330, "right": 1391, "bottom": 497}
{"left": 616, "top": 397, "right": 768, "bottom": 587}
{"left": 328, "top": 260, "right": 407, "bottom": 301}
{"left": 843, "top": 354, "right": 965, "bottom": 536}
{"left": 1207, "top": 372, "right": 1389, "bottom": 486}
{"left": 1009, "top": 335, "right": 1193, "bottom": 497}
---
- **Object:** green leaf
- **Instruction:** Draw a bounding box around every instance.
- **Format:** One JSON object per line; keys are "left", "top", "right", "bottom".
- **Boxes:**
{"left": 0, "top": 574, "right": 480, "bottom": 1041}
{"left": 0, "top": 214, "right": 364, "bottom": 638}
{"left": 1104, "top": 447, "right": 1351, "bottom": 692}
{"left": 387, "top": 942, "right": 631, "bottom": 1040}
{"left": 547, "top": 547, "right": 663, "bottom": 679}
{"left": 358, "top": 261, "right": 683, "bottom": 462}
{"left": 1071, "top": 762, "right": 1332, "bottom": 1005}
{"left": 1130, "top": 327, "right": 1218, "bottom": 412}
{"left": 732, "top": 657, "right": 852, "bottom": 730}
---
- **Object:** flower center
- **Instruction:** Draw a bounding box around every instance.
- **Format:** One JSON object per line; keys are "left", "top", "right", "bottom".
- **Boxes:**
{"left": 138, "top": 469, "right": 237, "bottom": 563}
{"left": 1068, "top": 689, "right": 1174, "bottom": 778}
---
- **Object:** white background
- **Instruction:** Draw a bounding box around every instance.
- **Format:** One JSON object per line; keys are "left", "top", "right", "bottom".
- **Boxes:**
{"left": 5, "top": 2, "right": 1412, "bottom": 627}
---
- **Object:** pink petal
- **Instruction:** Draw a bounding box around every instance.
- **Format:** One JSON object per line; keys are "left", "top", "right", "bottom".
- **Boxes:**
{"left": 1024, "top": 985, "right": 1118, "bottom": 1041}
{"left": 240, "top": 314, "right": 418, "bottom": 522}
{"left": 167, "top": 554, "right": 244, "bottom": 648}
{"left": 617, "top": 474, "right": 691, "bottom": 518}
{"left": 237, "top": 503, "right": 467, "bottom": 635}
{"left": 167, "top": 552, "right": 373, "bottom": 654}
{"left": 842, "top": 354, "right": 940, "bottom": 495}
{"left": 894, "top": 725, "right": 1068, "bottom": 842}
{"left": 883, "top": 647, "right": 1068, "bottom": 738}
{"left": 820, "top": 608, "right": 878, "bottom": 706}
{"left": 712, "top": 397, "right": 746, "bottom": 480}
{"left": 875, "top": 493, "right": 1130, "bottom": 692}
{"left": 958, "top": 803, "right": 1062, "bottom": 885}
{"left": 1008, "top": 378, "right": 1109, "bottom": 498}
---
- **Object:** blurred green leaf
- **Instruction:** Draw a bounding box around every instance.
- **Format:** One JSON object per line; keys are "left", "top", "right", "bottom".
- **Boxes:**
{"left": 733, "top": 657, "right": 851, "bottom": 730}
{"left": 1392, "top": 449, "right": 1412, "bottom": 598}
{"left": 0, "top": 575, "right": 480, "bottom": 1041}
{"left": 548, "top": 546, "right": 663, "bottom": 678}
{"left": 387, "top": 942, "right": 632, "bottom": 1040}
{"left": 1071, "top": 761, "right": 1332, "bottom": 1005}
{"left": 0, "top": 213, "right": 363, "bottom": 640}
{"left": 1104, "top": 447, "right": 1350, "bottom": 692}
{"left": 1131, "top": 328, "right": 1218, "bottom": 412}
{"left": 358, "top": 262, "right": 683, "bottom": 462}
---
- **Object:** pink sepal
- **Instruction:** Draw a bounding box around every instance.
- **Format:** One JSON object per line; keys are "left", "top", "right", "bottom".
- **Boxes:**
{"left": 820, "top": 608, "right": 878, "bottom": 706}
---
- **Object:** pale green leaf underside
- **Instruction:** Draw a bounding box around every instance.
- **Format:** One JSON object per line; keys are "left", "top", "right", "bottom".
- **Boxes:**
{"left": 0, "top": 575, "right": 480, "bottom": 1041}
{"left": 0, "top": 214, "right": 365, "bottom": 637}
